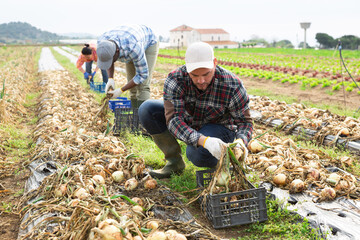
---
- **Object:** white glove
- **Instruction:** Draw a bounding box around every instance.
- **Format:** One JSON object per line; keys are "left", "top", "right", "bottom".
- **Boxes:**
{"left": 203, "top": 137, "right": 226, "bottom": 160}
{"left": 108, "top": 88, "right": 123, "bottom": 99}
{"left": 105, "top": 78, "right": 115, "bottom": 94}
{"left": 233, "top": 138, "right": 248, "bottom": 161}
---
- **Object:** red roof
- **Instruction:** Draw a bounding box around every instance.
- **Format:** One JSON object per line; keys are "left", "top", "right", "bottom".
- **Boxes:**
{"left": 170, "top": 24, "right": 194, "bottom": 32}
{"left": 195, "top": 29, "right": 229, "bottom": 34}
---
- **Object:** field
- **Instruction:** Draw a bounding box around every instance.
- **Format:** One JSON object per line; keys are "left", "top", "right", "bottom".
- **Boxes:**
{"left": 0, "top": 45, "right": 359, "bottom": 240}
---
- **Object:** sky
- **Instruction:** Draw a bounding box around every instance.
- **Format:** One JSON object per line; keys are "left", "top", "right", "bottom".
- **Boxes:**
{"left": 1, "top": 0, "right": 359, "bottom": 47}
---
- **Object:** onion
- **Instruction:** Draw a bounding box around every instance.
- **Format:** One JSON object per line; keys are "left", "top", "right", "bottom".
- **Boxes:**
{"left": 132, "top": 205, "right": 143, "bottom": 215}
{"left": 133, "top": 236, "right": 142, "bottom": 240}
{"left": 124, "top": 178, "right": 138, "bottom": 191}
{"left": 92, "top": 224, "right": 122, "bottom": 240}
{"left": 93, "top": 175, "right": 105, "bottom": 185}
{"left": 289, "top": 179, "right": 305, "bottom": 193}
{"left": 112, "top": 170, "right": 124, "bottom": 183}
{"left": 54, "top": 184, "right": 67, "bottom": 197}
{"left": 306, "top": 168, "right": 320, "bottom": 181}
{"left": 146, "top": 220, "right": 159, "bottom": 230}
{"left": 147, "top": 231, "right": 167, "bottom": 240}
{"left": 335, "top": 180, "right": 350, "bottom": 191}
{"left": 216, "top": 170, "right": 231, "bottom": 186}
{"left": 247, "top": 139, "right": 264, "bottom": 153}
{"left": 165, "top": 230, "right": 178, "bottom": 239}
{"left": 339, "top": 128, "right": 350, "bottom": 136}
{"left": 327, "top": 173, "right": 341, "bottom": 185}
{"left": 273, "top": 173, "right": 287, "bottom": 186}
{"left": 320, "top": 187, "right": 336, "bottom": 201}
{"left": 73, "top": 187, "right": 89, "bottom": 200}
{"left": 131, "top": 197, "right": 144, "bottom": 206}
{"left": 265, "top": 165, "right": 277, "bottom": 174}
{"left": 144, "top": 179, "right": 158, "bottom": 189}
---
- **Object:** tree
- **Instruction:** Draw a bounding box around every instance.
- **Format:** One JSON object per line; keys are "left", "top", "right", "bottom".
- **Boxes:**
{"left": 315, "top": 33, "right": 335, "bottom": 49}
{"left": 275, "top": 40, "right": 294, "bottom": 48}
{"left": 298, "top": 42, "right": 311, "bottom": 49}
{"left": 338, "top": 35, "right": 360, "bottom": 50}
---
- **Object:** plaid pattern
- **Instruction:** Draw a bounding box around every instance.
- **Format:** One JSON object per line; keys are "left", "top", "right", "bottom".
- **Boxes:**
{"left": 98, "top": 25, "right": 157, "bottom": 84}
{"left": 164, "top": 65, "right": 253, "bottom": 146}
{"left": 76, "top": 47, "right": 97, "bottom": 70}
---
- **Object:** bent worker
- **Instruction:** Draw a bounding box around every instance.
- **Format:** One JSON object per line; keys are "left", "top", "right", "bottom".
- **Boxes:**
{"left": 97, "top": 24, "right": 159, "bottom": 108}
{"left": 138, "top": 42, "right": 253, "bottom": 179}
{"left": 76, "top": 42, "right": 109, "bottom": 84}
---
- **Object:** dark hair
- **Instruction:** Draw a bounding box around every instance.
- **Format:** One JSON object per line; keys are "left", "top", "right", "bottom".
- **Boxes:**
{"left": 81, "top": 44, "right": 92, "bottom": 55}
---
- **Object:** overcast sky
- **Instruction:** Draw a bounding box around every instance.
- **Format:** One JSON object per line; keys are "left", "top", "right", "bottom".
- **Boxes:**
{"left": 1, "top": 0, "right": 359, "bottom": 46}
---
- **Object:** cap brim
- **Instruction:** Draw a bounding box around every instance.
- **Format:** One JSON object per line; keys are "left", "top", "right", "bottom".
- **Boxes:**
{"left": 97, "top": 58, "right": 113, "bottom": 70}
{"left": 186, "top": 61, "right": 214, "bottom": 73}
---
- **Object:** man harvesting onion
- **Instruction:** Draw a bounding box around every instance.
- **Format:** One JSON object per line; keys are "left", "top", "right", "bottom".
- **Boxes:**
{"left": 138, "top": 42, "right": 253, "bottom": 179}
{"left": 97, "top": 24, "right": 159, "bottom": 108}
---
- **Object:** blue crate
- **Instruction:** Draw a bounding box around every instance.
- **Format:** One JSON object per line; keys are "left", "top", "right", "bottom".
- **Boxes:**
{"left": 109, "top": 97, "right": 131, "bottom": 111}
{"left": 90, "top": 82, "right": 106, "bottom": 93}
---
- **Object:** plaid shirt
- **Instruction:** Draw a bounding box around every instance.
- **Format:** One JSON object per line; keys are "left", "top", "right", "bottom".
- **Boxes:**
{"left": 164, "top": 65, "right": 253, "bottom": 147}
{"left": 76, "top": 47, "right": 97, "bottom": 70}
{"left": 98, "top": 25, "right": 157, "bottom": 84}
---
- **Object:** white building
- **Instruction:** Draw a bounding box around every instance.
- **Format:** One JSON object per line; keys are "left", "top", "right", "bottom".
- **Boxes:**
{"left": 169, "top": 24, "right": 238, "bottom": 49}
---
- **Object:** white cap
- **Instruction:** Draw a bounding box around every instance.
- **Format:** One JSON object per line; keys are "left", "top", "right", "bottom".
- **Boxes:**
{"left": 185, "top": 42, "right": 214, "bottom": 73}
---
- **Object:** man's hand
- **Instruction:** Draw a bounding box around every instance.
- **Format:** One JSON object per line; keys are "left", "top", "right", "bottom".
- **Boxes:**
{"left": 203, "top": 137, "right": 226, "bottom": 160}
{"left": 105, "top": 78, "right": 115, "bottom": 93}
{"left": 108, "top": 88, "right": 123, "bottom": 99}
{"left": 84, "top": 72, "right": 90, "bottom": 79}
{"left": 233, "top": 138, "right": 248, "bottom": 161}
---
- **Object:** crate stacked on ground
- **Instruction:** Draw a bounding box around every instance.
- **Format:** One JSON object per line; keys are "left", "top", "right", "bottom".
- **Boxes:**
{"left": 90, "top": 82, "right": 106, "bottom": 93}
{"left": 196, "top": 169, "right": 268, "bottom": 229}
{"left": 110, "top": 97, "right": 139, "bottom": 134}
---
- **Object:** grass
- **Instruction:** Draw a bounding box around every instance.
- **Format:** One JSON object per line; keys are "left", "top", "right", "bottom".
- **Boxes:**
{"left": 231, "top": 199, "right": 324, "bottom": 240}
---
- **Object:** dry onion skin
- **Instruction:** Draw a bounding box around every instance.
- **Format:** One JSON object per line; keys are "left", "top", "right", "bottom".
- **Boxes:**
{"left": 320, "top": 187, "right": 337, "bottom": 201}
{"left": 289, "top": 179, "right": 305, "bottom": 193}
{"left": 273, "top": 173, "right": 287, "bottom": 186}
{"left": 144, "top": 179, "right": 158, "bottom": 189}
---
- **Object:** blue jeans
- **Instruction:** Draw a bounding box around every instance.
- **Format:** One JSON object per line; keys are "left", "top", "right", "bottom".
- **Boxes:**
{"left": 138, "top": 99, "right": 236, "bottom": 168}
{"left": 85, "top": 61, "right": 109, "bottom": 83}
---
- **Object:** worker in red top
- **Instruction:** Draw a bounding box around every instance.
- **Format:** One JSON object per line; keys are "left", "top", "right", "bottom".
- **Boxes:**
{"left": 76, "top": 42, "right": 108, "bottom": 84}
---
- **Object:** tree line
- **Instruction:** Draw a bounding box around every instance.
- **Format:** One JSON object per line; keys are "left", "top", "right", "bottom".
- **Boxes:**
{"left": 315, "top": 33, "right": 360, "bottom": 50}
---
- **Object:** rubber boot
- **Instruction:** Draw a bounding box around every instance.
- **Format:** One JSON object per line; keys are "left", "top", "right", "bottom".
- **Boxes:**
{"left": 150, "top": 130, "right": 185, "bottom": 179}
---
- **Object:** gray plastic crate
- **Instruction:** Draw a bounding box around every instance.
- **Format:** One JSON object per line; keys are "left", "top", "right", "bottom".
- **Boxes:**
{"left": 196, "top": 169, "right": 268, "bottom": 229}
{"left": 113, "top": 107, "right": 139, "bottom": 135}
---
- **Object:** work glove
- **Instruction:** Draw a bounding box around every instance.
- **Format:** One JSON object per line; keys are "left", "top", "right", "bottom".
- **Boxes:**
{"left": 108, "top": 88, "right": 123, "bottom": 99}
{"left": 105, "top": 78, "right": 115, "bottom": 94}
{"left": 203, "top": 137, "right": 226, "bottom": 160}
{"left": 84, "top": 72, "right": 90, "bottom": 79}
{"left": 233, "top": 138, "right": 248, "bottom": 162}
{"left": 91, "top": 71, "right": 96, "bottom": 78}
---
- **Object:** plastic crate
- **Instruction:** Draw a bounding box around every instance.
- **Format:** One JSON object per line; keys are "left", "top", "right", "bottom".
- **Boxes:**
{"left": 196, "top": 169, "right": 267, "bottom": 229}
{"left": 109, "top": 97, "right": 131, "bottom": 111}
{"left": 113, "top": 107, "right": 139, "bottom": 135}
{"left": 90, "top": 82, "right": 106, "bottom": 93}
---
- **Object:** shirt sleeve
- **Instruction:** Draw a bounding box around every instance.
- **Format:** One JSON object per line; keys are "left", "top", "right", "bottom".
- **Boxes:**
{"left": 76, "top": 55, "right": 85, "bottom": 70}
{"left": 164, "top": 71, "right": 201, "bottom": 147}
{"left": 128, "top": 43, "right": 149, "bottom": 84}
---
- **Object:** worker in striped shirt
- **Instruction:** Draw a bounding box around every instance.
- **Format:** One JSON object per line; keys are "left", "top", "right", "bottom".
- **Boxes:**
{"left": 138, "top": 42, "right": 253, "bottom": 179}
{"left": 97, "top": 24, "right": 159, "bottom": 108}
